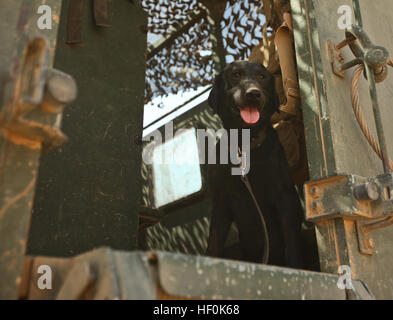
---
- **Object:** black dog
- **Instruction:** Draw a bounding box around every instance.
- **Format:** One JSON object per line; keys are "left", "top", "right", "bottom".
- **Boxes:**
{"left": 205, "top": 60, "right": 304, "bottom": 268}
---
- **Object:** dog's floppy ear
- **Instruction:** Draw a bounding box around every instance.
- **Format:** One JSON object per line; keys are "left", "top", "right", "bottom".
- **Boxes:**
{"left": 208, "top": 72, "right": 224, "bottom": 114}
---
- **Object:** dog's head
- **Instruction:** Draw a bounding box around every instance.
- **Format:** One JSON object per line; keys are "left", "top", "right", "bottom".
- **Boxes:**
{"left": 208, "top": 61, "right": 279, "bottom": 129}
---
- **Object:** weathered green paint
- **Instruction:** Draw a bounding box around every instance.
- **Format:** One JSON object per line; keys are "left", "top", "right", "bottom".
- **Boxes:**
{"left": 291, "top": 0, "right": 337, "bottom": 180}
{"left": 343, "top": 0, "right": 393, "bottom": 299}
{"left": 27, "top": 0, "right": 147, "bottom": 257}
{"left": 292, "top": 0, "right": 393, "bottom": 298}
{"left": 352, "top": 0, "right": 363, "bottom": 27}
{"left": 0, "top": 0, "right": 62, "bottom": 300}
{"left": 292, "top": 0, "right": 346, "bottom": 277}
{"left": 154, "top": 251, "right": 346, "bottom": 299}
{"left": 24, "top": 248, "right": 357, "bottom": 300}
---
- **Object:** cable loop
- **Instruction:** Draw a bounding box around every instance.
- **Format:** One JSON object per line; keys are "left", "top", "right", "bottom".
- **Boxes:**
{"left": 350, "top": 60, "right": 393, "bottom": 171}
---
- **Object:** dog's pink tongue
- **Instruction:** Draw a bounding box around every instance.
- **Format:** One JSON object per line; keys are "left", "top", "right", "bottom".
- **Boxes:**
{"left": 240, "top": 107, "right": 260, "bottom": 124}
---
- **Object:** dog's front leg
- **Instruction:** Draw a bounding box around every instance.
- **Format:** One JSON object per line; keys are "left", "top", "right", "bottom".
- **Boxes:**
{"left": 275, "top": 194, "right": 304, "bottom": 268}
{"left": 206, "top": 203, "right": 232, "bottom": 258}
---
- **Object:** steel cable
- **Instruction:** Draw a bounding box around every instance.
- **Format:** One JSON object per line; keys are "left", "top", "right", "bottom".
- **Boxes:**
{"left": 350, "top": 61, "right": 393, "bottom": 171}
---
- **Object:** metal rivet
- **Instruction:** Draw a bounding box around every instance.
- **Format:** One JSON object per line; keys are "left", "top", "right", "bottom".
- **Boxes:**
{"left": 310, "top": 186, "right": 320, "bottom": 199}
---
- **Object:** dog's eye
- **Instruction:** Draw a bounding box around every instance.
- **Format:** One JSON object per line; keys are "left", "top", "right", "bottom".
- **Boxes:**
{"left": 258, "top": 73, "right": 265, "bottom": 80}
{"left": 232, "top": 71, "right": 241, "bottom": 78}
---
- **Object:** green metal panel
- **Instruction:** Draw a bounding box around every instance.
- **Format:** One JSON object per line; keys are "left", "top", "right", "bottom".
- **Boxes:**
{"left": 24, "top": 248, "right": 352, "bottom": 299}
{"left": 0, "top": 0, "right": 62, "bottom": 299}
{"left": 292, "top": 0, "right": 393, "bottom": 298}
{"left": 27, "top": 0, "right": 147, "bottom": 256}
{"left": 154, "top": 251, "right": 346, "bottom": 299}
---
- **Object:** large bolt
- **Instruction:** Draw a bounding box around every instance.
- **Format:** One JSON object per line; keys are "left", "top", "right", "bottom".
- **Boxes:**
{"left": 311, "top": 200, "right": 322, "bottom": 212}
{"left": 353, "top": 182, "right": 380, "bottom": 201}
{"left": 40, "top": 69, "right": 77, "bottom": 113}
{"left": 365, "top": 46, "right": 389, "bottom": 69}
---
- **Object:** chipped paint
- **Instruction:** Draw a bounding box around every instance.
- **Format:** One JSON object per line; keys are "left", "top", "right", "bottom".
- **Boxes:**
{"left": 156, "top": 251, "right": 345, "bottom": 299}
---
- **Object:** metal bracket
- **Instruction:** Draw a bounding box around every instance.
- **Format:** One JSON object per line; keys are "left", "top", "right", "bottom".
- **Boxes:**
{"left": 328, "top": 25, "right": 390, "bottom": 82}
{"left": 305, "top": 173, "right": 393, "bottom": 255}
{"left": 356, "top": 216, "right": 393, "bottom": 255}
{"left": 326, "top": 39, "right": 345, "bottom": 78}
{"left": 0, "top": 38, "right": 77, "bottom": 151}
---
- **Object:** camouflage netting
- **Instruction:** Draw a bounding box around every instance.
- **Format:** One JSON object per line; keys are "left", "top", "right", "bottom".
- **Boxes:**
{"left": 141, "top": 0, "right": 284, "bottom": 103}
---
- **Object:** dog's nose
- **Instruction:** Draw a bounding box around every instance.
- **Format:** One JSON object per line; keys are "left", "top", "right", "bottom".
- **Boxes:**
{"left": 245, "top": 89, "right": 261, "bottom": 100}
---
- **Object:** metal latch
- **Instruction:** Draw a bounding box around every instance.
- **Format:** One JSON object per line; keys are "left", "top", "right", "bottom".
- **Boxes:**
{"left": 309, "top": 25, "right": 393, "bottom": 255}
{"left": 0, "top": 37, "right": 77, "bottom": 151}
{"left": 305, "top": 173, "right": 393, "bottom": 255}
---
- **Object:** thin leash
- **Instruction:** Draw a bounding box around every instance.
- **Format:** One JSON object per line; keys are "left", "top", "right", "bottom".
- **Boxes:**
{"left": 238, "top": 147, "right": 270, "bottom": 264}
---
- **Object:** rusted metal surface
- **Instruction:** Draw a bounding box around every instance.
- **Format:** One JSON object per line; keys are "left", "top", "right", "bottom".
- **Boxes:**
{"left": 326, "top": 39, "right": 346, "bottom": 78}
{"left": 0, "top": 0, "right": 67, "bottom": 300}
{"left": 305, "top": 173, "right": 393, "bottom": 255}
{"left": 305, "top": 174, "right": 393, "bottom": 221}
{"left": 1, "top": 38, "right": 77, "bottom": 151}
{"left": 18, "top": 256, "right": 34, "bottom": 299}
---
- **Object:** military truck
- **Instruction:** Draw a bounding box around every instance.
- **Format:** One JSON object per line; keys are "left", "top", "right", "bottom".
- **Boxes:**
{"left": 0, "top": 0, "right": 392, "bottom": 300}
